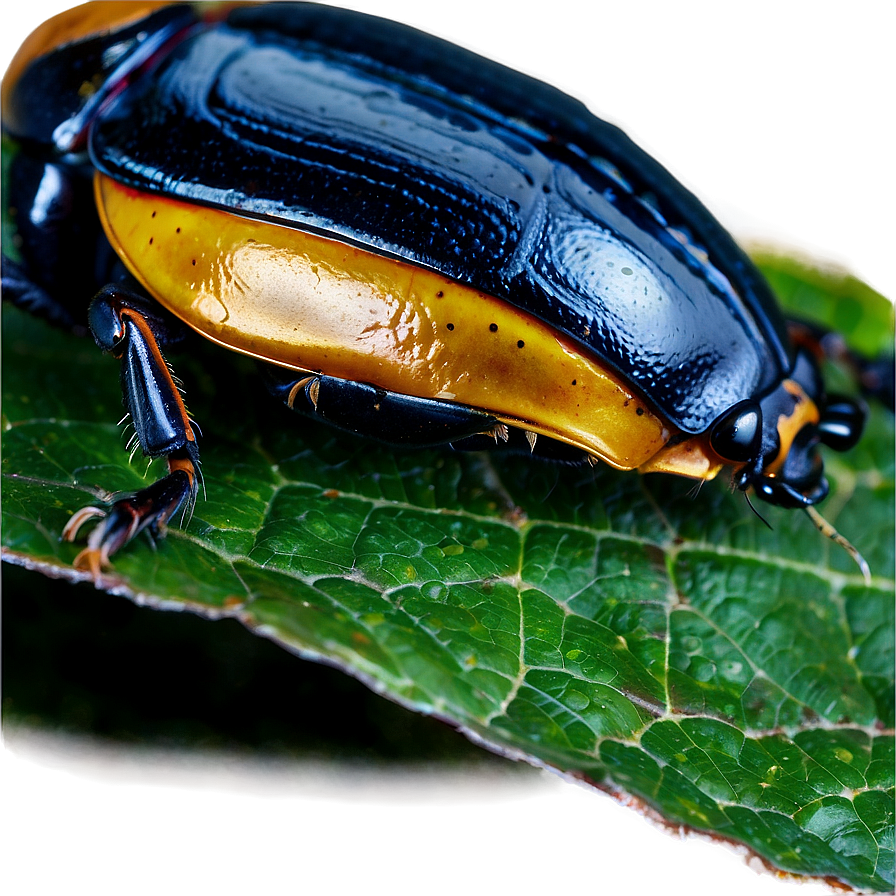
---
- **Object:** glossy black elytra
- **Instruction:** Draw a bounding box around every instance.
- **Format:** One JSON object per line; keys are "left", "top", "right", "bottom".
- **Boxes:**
{"left": 1, "top": 1, "right": 875, "bottom": 575}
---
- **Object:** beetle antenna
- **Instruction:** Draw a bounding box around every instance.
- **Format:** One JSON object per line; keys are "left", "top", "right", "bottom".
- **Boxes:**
{"left": 743, "top": 491, "right": 773, "bottom": 530}
{"left": 804, "top": 506, "right": 871, "bottom": 584}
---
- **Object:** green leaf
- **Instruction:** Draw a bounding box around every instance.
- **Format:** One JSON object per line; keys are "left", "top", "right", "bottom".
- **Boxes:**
{"left": 2, "top": 256, "right": 893, "bottom": 891}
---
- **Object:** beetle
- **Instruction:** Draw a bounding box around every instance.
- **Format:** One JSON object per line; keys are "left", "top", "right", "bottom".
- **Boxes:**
{"left": 2, "top": 1, "right": 873, "bottom": 577}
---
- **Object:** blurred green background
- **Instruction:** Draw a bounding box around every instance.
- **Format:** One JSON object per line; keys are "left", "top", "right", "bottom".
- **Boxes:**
{"left": 2, "top": 2, "right": 894, "bottom": 894}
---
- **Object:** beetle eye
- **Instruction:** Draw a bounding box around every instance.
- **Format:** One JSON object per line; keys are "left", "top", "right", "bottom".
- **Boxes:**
{"left": 709, "top": 400, "right": 762, "bottom": 463}
{"left": 818, "top": 395, "right": 866, "bottom": 452}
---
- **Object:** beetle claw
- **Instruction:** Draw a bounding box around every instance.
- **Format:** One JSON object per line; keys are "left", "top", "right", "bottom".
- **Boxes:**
{"left": 72, "top": 546, "right": 112, "bottom": 579}
{"left": 62, "top": 505, "right": 108, "bottom": 542}
{"left": 65, "top": 500, "right": 147, "bottom": 574}
{"left": 62, "top": 464, "right": 197, "bottom": 575}
{"left": 64, "top": 507, "right": 116, "bottom": 576}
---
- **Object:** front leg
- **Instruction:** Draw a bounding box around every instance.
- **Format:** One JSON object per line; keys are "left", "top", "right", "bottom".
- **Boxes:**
{"left": 62, "top": 284, "right": 200, "bottom": 575}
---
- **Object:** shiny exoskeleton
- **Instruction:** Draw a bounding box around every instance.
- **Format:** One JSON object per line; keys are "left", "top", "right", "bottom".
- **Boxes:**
{"left": 2, "top": 2, "right": 869, "bottom": 574}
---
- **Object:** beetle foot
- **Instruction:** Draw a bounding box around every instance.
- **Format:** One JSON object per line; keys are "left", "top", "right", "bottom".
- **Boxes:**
{"left": 63, "top": 467, "right": 196, "bottom": 575}
{"left": 62, "top": 506, "right": 112, "bottom": 576}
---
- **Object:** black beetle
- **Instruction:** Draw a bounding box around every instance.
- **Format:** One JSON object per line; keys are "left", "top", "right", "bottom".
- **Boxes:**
{"left": 2, "top": 2, "right": 877, "bottom": 576}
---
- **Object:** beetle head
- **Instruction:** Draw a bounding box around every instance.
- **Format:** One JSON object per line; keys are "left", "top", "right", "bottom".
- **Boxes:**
{"left": 711, "top": 348, "right": 866, "bottom": 508}
{"left": 2, "top": 3, "right": 195, "bottom": 154}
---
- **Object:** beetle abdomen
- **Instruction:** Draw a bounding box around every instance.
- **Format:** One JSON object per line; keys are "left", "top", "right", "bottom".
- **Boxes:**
{"left": 97, "top": 176, "right": 683, "bottom": 471}
{"left": 90, "top": 2, "right": 790, "bottom": 435}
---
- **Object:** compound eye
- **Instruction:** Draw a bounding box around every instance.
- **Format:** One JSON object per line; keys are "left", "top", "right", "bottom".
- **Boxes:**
{"left": 710, "top": 400, "right": 762, "bottom": 464}
{"left": 818, "top": 395, "right": 866, "bottom": 452}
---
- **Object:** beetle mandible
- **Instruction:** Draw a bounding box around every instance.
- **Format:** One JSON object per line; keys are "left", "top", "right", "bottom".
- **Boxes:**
{"left": 1, "top": 1, "right": 871, "bottom": 575}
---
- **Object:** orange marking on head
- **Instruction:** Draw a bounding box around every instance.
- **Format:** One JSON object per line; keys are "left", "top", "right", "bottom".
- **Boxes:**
{"left": 763, "top": 380, "right": 820, "bottom": 477}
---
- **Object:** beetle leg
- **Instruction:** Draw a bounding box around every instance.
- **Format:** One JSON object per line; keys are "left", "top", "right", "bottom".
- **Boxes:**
{"left": 264, "top": 367, "right": 594, "bottom": 463}
{"left": 451, "top": 429, "right": 592, "bottom": 463}
{"left": 63, "top": 452, "right": 197, "bottom": 576}
{"left": 263, "top": 367, "right": 500, "bottom": 446}
{"left": 787, "top": 318, "right": 894, "bottom": 409}
{"left": 63, "top": 285, "right": 199, "bottom": 572}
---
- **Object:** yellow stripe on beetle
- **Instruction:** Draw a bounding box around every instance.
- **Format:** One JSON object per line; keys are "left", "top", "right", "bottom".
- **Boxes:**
{"left": 97, "top": 174, "right": 688, "bottom": 472}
